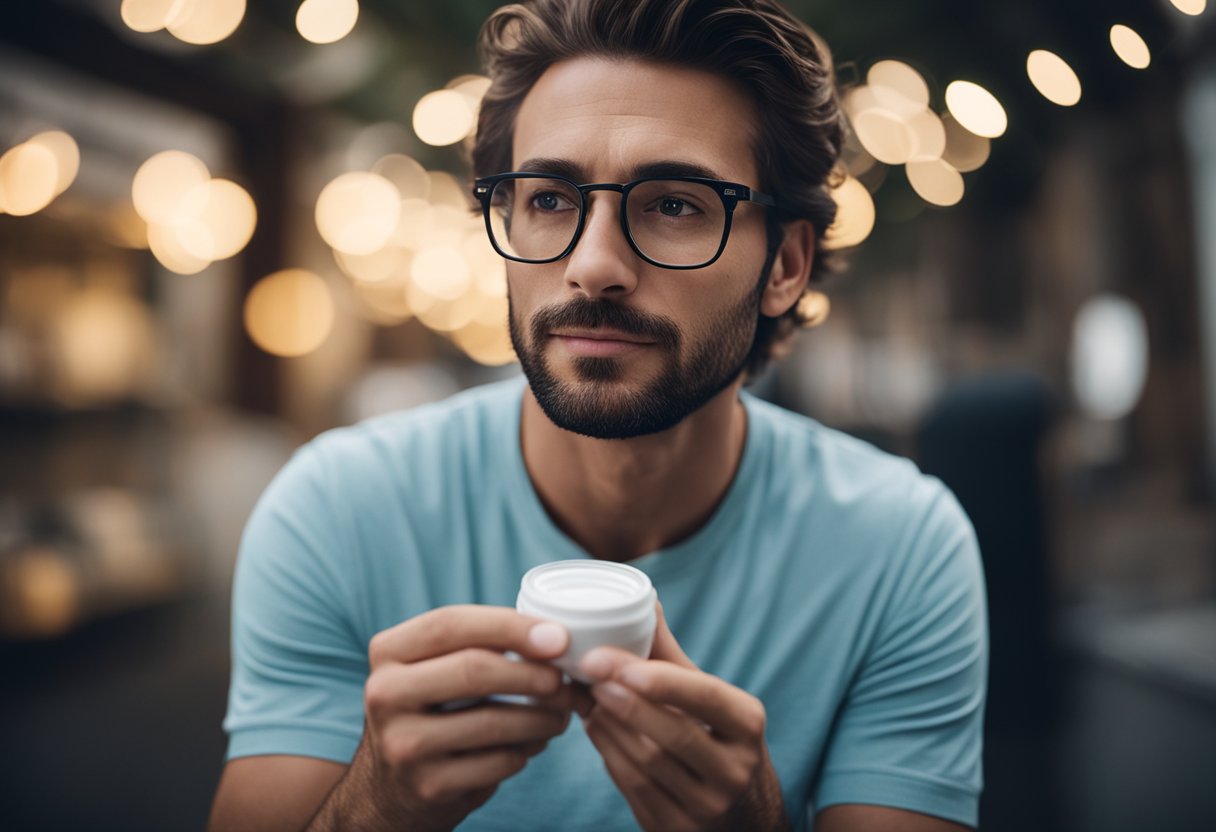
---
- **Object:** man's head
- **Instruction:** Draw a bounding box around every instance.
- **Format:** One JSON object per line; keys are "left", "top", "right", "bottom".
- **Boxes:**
{"left": 471, "top": 0, "right": 844, "bottom": 438}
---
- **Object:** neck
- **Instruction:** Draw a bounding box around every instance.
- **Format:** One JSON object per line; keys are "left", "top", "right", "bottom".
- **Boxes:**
{"left": 520, "top": 380, "right": 749, "bottom": 562}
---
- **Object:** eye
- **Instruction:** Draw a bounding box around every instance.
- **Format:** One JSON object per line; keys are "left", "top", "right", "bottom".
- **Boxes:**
{"left": 660, "top": 197, "right": 686, "bottom": 216}
{"left": 651, "top": 195, "right": 703, "bottom": 217}
{"left": 531, "top": 191, "right": 575, "bottom": 212}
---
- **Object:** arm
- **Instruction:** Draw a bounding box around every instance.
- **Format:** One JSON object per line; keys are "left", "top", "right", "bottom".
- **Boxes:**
{"left": 211, "top": 606, "right": 579, "bottom": 832}
{"left": 816, "top": 805, "right": 972, "bottom": 832}
{"left": 207, "top": 755, "right": 346, "bottom": 832}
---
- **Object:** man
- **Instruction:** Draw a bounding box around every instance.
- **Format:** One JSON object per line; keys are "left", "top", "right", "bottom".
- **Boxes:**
{"left": 208, "top": 1, "right": 987, "bottom": 830}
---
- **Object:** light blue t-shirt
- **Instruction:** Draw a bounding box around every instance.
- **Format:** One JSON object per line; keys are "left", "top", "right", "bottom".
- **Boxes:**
{"left": 224, "top": 377, "right": 987, "bottom": 830}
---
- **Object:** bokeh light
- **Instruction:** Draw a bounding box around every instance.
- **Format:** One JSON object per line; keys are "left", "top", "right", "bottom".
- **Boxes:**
{"left": 852, "top": 109, "right": 913, "bottom": 165}
{"left": 147, "top": 221, "right": 211, "bottom": 275}
{"left": 906, "top": 109, "right": 947, "bottom": 161}
{"left": 0, "top": 142, "right": 60, "bottom": 216}
{"left": 132, "top": 150, "right": 210, "bottom": 225}
{"left": 50, "top": 289, "right": 158, "bottom": 404}
{"left": 315, "top": 171, "right": 400, "bottom": 255}
{"left": 244, "top": 269, "right": 334, "bottom": 357}
{"left": 0, "top": 549, "right": 80, "bottom": 638}
{"left": 120, "top": 0, "right": 186, "bottom": 33}
{"left": 412, "top": 90, "right": 476, "bottom": 147}
{"left": 451, "top": 75, "right": 492, "bottom": 107}
{"left": 907, "top": 158, "right": 965, "bottom": 207}
{"left": 822, "top": 175, "right": 876, "bottom": 249}
{"left": 352, "top": 275, "right": 413, "bottom": 325}
{"left": 335, "top": 245, "right": 407, "bottom": 284}
{"left": 1168, "top": 0, "right": 1206, "bottom": 15}
{"left": 945, "top": 81, "right": 1008, "bottom": 138}
{"left": 428, "top": 171, "right": 471, "bottom": 210}
{"left": 373, "top": 153, "right": 430, "bottom": 200}
{"left": 178, "top": 178, "right": 257, "bottom": 261}
{"left": 412, "top": 245, "right": 472, "bottom": 301}
{"left": 296, "top": 0, "right": 360, "bottom": 45}
{"left": 1110, "top": 25, "right": 1151, "bottom": 70}
{"left": 1071, "top": 294, "right": 1149, "bottom": 420}
{"left": 797, "top": 291, "right": 831, "bottom": 327}
{"left": 1026, "top": 50, "right": 1082, "bottom": 107}
{"left": 940, "top": 114, "right": 991, "bottom": 172}
{"left": 451, "top": 320, "right": 516, "bottom": 366}
{"left": 165, "top": 0, "right": 246, "bottom": 45}
{"left": 867, "top": 60, "right": 930, "bottom": 117}
{"left": 27, "top": 131, "right": 80, "bottom": 197}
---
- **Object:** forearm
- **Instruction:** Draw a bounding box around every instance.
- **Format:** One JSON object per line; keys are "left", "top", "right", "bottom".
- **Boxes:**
{"left": 303, "top": 740, "right": 448, "bottom": 832}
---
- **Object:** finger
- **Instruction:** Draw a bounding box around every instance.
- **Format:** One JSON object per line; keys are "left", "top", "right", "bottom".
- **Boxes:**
{"left": 423, "top": 704, "right": 569, "bottom": 756}
{"left": 616, "top": 661, "right": 767, "bottom": 742}
{"left": 369, "top": 605, "right": 569, "bottom": 666}
{"left": 531, "top": 681, "right": 585, "bottom": 715}
{"left": 366, "top": 649, "right": 564, "bottom": 712}
{"left": 410, "top": 748, "right": 529, "bottom": 804}
{"left": 591, "top": 679, "right": 728, "bottom": 783}
{"left": 580, "top": 645, "right": 645, "bottom": 683}
{"left": 648, "top": 602, "right": 696, "bottom": 669}
{"left": 584, "top": 714, "right": 688, "bottom": 831}
{"left": 589, "top": 707, "right": 731, "bottom": 823}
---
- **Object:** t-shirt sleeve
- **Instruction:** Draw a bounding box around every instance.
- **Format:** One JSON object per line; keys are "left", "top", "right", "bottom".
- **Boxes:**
{"left": 813, "top": 480, "right": 988, "bottom": 828}
{"left": 222, "top": 441, "right": 369, "bottom": 764}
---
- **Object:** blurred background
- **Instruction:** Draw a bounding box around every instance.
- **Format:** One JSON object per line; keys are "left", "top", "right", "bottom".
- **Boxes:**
{"left": 1, "top": 0, "right": 1214, "bottom": 829}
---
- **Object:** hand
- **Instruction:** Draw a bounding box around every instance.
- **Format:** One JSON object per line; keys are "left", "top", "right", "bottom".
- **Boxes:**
{"left": 328, "top": 605, "right": 578, "bottom": 832}
{"left": 579, "top": 604, "right": 789, "bottom": 832}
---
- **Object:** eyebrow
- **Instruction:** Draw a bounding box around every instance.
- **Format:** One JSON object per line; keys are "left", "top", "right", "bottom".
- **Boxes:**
{"left": 516, "top": 157, "right": 728, "bottom": 182}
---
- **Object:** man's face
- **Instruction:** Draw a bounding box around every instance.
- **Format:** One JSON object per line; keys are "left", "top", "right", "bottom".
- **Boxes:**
{"left": 506, "top": 57, "right": 773, "bottom": 439}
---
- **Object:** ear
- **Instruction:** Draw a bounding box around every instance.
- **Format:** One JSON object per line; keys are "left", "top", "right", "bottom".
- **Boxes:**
{"left": 760, "top": 219, "right": 815, "bottom": 318}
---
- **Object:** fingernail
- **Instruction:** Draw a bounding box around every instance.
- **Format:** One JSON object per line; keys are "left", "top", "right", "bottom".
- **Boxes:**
{"left": 581, "top": 648, "right": 614, "bottom": 680}
{"left": 593, "top": 681, "right": 630, "bottom": 709}
{"left": 529, "top": 621, "right": 568, "bottom": 654}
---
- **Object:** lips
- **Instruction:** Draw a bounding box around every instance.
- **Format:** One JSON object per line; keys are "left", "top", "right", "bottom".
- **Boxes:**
{"left": 550, "top": 329, "right": 656, "bottom": 358}
{"left": 549, "top": 328, "right": 655, "bottom": 345}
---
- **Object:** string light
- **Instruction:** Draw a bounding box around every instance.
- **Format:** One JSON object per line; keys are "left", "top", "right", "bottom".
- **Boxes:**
{"left": 944, "top": 81, "right": 1008, "bottom": 138}
{"left": 940, "top": 114, "right": 991, "bottom": 173}
{"left": 296, "top": 0, "right": 360, "bottom": 45}
{"left": 1110, "top": 25, "right": 1151, "bottom": 69}
{"left": 822, "top": 175, "right": 876, "bottom": 249}
{"left": 906, "top": 158, "right": 965, "bottom": 207}
{"left": 1026, "top": 50, "right": 1082, "bottom": 106}
{"left": 1168, "top": 0, "right": 1206, "bottom": 16}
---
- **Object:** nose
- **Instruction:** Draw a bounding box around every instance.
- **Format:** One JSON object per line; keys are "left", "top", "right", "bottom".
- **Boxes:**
{"left": 561, "top": 194, "right": 640, "bottom": 299}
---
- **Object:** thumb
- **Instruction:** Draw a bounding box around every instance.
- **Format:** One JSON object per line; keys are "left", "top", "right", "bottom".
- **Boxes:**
{"left": 648, "top": 602, "right": 696, "bottom": 669}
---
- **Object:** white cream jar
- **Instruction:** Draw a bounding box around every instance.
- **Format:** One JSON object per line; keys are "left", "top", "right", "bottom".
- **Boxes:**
{"left": 516, "top": 559, "right": 658, "bottom": 683}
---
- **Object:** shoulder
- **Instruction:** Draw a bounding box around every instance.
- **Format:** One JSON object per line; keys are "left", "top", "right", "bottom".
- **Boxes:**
{"left": 293, "top": 376, "right": 523, "bottom": 483}
{"left": 745, "top": 393, "right": 950, "bottom": 515}
{"left": 743, "top": 395, "right": 977, "bottom": 581}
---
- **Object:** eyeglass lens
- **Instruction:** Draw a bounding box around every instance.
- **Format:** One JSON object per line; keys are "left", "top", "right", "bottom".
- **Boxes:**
{"left": 487, "top": 177, "right": 727, "bottom": 267}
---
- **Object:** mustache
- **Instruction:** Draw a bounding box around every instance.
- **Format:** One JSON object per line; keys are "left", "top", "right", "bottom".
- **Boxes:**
{"left": 530, "top": 298, "right": 680, "bottom": 349}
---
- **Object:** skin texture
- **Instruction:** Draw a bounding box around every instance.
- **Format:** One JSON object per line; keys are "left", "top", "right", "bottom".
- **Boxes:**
{"left": 208, "top": 56, "right": 972, "bottom": 831}
{"left": 209, "top": 608, "right": 582, "bottom": 832}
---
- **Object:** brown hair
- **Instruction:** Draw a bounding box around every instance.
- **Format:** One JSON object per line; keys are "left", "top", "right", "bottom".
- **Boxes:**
{"left": 472, "top": 0, "right": 845, "bottom": 378}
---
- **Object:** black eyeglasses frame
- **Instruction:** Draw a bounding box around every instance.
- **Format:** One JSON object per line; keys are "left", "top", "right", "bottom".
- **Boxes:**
{"left": 472, "top": 171, "right": 777, "bottom": 270}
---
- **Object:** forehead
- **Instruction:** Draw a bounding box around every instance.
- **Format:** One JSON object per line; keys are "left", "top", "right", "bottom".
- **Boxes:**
{"left": 512, "top": 57, "right": 760, "bottom": 184}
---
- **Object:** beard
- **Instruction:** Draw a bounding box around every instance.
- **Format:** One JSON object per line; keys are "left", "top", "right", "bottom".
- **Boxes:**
{"left": 509, "top": 273, "right": 766, "bottom": 440}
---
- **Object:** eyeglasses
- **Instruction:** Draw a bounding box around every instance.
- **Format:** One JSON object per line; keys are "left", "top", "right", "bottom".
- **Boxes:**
{"left": 472, "top": 172, "right": 776, "bottom": 270}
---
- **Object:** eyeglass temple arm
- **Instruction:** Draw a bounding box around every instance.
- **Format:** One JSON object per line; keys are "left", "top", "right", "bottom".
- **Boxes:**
{"left": 744, "top": 188, "right": 776, "bottom": 207}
